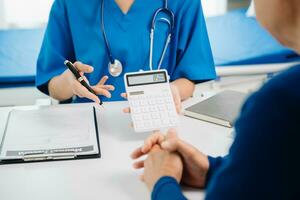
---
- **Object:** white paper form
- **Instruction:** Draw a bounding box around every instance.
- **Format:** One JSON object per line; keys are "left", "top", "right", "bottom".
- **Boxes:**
{"left": 0, "top": 105, "right": 99, "bottom": 160}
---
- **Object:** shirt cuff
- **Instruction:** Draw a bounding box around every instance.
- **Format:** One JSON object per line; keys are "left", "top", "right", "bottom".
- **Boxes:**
{"left": 152, "top": 176, "right": 187, "bottom": 200}
{"left": 206, "top": 156, "right": 224, "bottom": 186}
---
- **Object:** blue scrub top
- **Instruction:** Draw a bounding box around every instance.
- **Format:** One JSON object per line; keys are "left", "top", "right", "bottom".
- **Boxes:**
{"left": 36, "top": 0, "right": 216, "bottom": 102}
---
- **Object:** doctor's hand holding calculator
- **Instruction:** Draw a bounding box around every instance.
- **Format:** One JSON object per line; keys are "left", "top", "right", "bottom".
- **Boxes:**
{"left": 123, "top": 70, "right": 180, "bottom": 133}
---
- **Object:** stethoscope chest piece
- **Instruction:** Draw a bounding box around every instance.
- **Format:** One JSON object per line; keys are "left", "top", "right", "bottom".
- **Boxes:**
{"left": 108, "top": 59, "right": 123, "bottom": 77}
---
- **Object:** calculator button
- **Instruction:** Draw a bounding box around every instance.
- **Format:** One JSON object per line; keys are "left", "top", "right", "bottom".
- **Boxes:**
{"left": 169, "top": 112, "right": 177, "bottom": 118}
{"left": 170, "top": 117, "right": 178, "bottom": 125}
{"left": 132, "top": 107, "right": 141, "bottom": 114}
{"left": 133, "top": 114, "right": 143, "bottom": 121}
{"left": 151, "top": 113, "right": 160, "bottom": 119}
{"left": 162, "top": 119, "right": 170, "bottom": 125}
{"left": 150, "top": 106, "right": 159, "bottom": 112}
{"left": 156, "top": 98, "right": 164, "bottom": 104}
{"left": 144, "top": 121, "right": 153, "bottom": 128}
{"left": 143, "top": 114, "right": 151, "bottom": 120}
{"left": 167, "top": 104, "right": 174, "bottom": 111}
{"left": 153, "top": 119, "right": 161, "bottom": 126}
{"left": 158, "top": 105, "right": 167, "bottom": 111}
{"left": 140, "top": 100, "right": 148, "bottom": 106}
{"left": 168, "top": 111, "right": 176, "bottom": 116}
{"left": 132, "top": 100, "right": 140, "bottom": 106}
{"left": 149, "top": 99, "right": 156, "bottom": 105}
{"left": 160, "top": 113, "right": 168, "bottom": 119}
{"left": 165, "top": 98, "right": 173, "bottom": 103}
{"left": 135, "top": 122, "right": 144, "bottom": 129}
{"left": 163, "top": 93, "right": 170, "bottom": 97}
{"left": 141, "top": 107, "right": 150, "bottom": 112}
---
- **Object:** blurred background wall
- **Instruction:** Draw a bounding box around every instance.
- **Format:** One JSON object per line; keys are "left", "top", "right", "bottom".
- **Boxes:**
{"left": 228, "top": 0, "right": 251, "bottom": 10}
{"left": 0, "top": 0, "right": 251, "bottom": 29}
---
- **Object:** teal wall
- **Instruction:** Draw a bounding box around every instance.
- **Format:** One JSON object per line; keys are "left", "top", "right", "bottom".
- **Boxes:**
{"left": 228, "top": 0, "right": 251, "bottom": 10}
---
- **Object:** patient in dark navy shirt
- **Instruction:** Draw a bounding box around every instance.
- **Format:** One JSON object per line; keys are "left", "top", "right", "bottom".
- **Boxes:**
{"left": 131, "top": 0, "right": 299, "bottom": 199}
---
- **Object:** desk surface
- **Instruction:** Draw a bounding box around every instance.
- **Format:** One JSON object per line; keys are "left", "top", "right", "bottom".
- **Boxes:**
{"left": 0, "top": 98, "right": 233, "bottom": 200}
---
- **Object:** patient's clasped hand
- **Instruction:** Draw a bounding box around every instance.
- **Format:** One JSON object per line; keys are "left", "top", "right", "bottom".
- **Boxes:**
{"left": 131, "top": 129, "right": 209, "bottom": 191}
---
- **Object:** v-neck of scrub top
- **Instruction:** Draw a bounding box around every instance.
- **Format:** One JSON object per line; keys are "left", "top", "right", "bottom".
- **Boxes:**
{"left": 107, "top": 0, "right": 142, "bottom": 31}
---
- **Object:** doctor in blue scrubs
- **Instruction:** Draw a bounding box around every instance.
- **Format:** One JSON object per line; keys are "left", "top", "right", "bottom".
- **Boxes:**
{"left": 36, "top": 0, "right": 215, "bottom": 106}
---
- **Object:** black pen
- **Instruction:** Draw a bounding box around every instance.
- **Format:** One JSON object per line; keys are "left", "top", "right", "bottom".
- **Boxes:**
{"left": 64, "top": 60, "right": 103, "bottom": 105}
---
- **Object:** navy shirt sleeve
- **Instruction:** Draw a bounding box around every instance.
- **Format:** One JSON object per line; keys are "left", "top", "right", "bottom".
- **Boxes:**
{"left": 205, "top": 156, "right": 224, "bottom": 185}
{"left": 36, "top": 0, "right": 75, "bottom": 95}
{"left": 152, "top": 177, "right": 187, "bottom": 200}
{"left": 151, "top": 157, "right": 225, "bottom": 200}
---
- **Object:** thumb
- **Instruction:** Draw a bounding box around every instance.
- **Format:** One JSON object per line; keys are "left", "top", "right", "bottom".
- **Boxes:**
{"left": 97, "top": 76, "right": 109, "bottom": 86}
{"left": 161, "top": 128, "right": 180, "bottom": 151}
{"left": 165, "top": 128, "right": 178, "bottom": 139}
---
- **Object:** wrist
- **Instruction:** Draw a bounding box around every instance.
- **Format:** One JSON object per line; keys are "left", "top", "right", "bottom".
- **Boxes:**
{"left": 171, "top": 78, "right": 195, "bottom": 100}
{"left": 161, "top": 166, "right": 182, "bottom": 184}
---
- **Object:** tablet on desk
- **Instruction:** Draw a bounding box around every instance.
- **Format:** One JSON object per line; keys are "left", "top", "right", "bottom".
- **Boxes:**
{"left": 0, "top": 105, "right": 101, "bottom": 164}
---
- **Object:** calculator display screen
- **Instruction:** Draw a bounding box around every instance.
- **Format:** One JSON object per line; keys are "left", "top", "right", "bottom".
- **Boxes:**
{"left": 127, "top": 71, "right": 167, "bottom": 86}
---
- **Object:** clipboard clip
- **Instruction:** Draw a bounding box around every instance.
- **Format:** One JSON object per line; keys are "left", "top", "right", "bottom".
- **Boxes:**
{"left": 22, "top": 150, "right": 77, "bottom": 162}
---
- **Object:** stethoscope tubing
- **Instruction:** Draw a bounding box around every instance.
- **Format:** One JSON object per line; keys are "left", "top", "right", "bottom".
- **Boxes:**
{"left": 101, "top": 0, "right": 115, "bottom": 64}
{"left": 149, "top": 16, "right": 173, "bottom": 71}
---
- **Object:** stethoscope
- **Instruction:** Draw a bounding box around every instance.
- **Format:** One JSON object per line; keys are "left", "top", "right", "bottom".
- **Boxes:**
{"left": 101, "top": 0, "right": 175, "bottom": 77}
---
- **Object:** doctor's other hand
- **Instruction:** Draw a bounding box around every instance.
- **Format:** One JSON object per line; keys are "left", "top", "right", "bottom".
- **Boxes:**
{"left": 131, "top": 129, "right": 210, "bottom": 188}
{"left": 62, "top": 61, "right": 115, "bottom": 103}
{"left": 121, "top": 83, "right": 182, "bottom": 114}
{"left": 141, "top": 145, "right": 183, "bottom": 191}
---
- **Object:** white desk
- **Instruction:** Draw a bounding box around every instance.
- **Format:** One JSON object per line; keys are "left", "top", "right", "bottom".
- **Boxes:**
{"left": 0, "top": 98, "right": 233, "bottom": 200}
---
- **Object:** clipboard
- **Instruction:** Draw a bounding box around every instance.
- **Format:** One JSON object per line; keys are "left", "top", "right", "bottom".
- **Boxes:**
{"left": 0, "top": 105, "right": 101, "bottom": 165}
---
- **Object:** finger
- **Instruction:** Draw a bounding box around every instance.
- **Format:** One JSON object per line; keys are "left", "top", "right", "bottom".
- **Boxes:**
{"left": 170, "top": 84, "right": 182, "bottom": 114}
{"left": 121, "top": 93, "right": 128, "bottom": 99}
{"left": 133, "top": 160, "right": 145, "bottom": 169}
{"left": 131, "top": 147, "right": 144, "bottom": 159}
{"left": 142, "top": 132, "right": 165, "bottom": 153}
{"left": 149, "top": 144, "right": 162, "bottom": 153}
{"left": 74, "top": 61, "right": 94, "bottom": 73}
{"left": 145, "top": 136, "right": 164, "bottom": 152}
{"left": 73, "top": 81, "right": 100, "bottom": 104}
{"left": 174, "top": 95, "right": 181, "bottom": 106}
{"left": 123, "top": 107, "right": 131, "bottom": 113}
{"left": 92, "top": 86, "right": 112, "bottom": 98}
{"left": 97, "top": 85, "right": 115, "bottom": 91}
{"left": 97, "top": 76, "right": 109, "bottom": 86}
{"left": 174, "top": 97, "right": 182, "bottom": 114}
{"left": 176, "top": 103, "right": 182, "bottom": 114}
{"left": 161, "top": 138, "right": 197, "bottom": 159}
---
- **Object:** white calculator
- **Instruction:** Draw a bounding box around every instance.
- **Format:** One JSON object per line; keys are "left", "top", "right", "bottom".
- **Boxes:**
{"left": 124, "top": 70, "right": 179, "bottom": 132}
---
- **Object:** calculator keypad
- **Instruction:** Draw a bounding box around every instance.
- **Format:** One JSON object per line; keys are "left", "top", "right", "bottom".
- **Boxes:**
{"left": 129, "top": 94, "right": 179, "bottom": 132}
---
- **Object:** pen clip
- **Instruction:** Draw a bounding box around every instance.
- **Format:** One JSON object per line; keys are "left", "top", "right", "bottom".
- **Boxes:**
{"left": 22, "top": 150, "right": 77, "bottom": 162}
